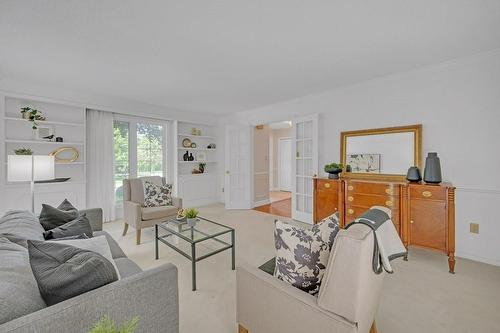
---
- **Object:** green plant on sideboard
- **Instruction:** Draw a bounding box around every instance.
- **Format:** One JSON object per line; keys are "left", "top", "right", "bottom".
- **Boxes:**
{"left": 14, "top": 147, "right": 33, "bottom": 155}
{"left": 88, "top": 315, "right": 139, "bottom": 333}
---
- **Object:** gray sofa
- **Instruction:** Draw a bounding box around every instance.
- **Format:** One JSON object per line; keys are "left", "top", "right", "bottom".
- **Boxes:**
{"left": 0, "top": 208, "right": 179, "bottom": 333}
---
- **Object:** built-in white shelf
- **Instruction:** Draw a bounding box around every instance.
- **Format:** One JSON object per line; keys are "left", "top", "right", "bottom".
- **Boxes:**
{"left": 178, "top": 133, "right": 215, "bottom": 139}
{"left": 177, "top": 160, "right": 217, "bottom": 164}
{"left": 177, "top": 147, "right": 216, "bottom": 151}
{"left": 178, "top": 173, "right": 216, "bottom": 178}
{"left": 6, "top": 180, "right": 87, "bottom": 187}
{"left": 3, "top": 117, "right": 84, "bottom": 127}
{"left": 5, "top": 139, "right": 84, "bottom": 145}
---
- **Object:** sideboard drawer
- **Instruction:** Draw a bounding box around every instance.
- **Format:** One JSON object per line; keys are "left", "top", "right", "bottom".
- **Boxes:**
{"left": 346, "top": 193, "right": 398, "bottom": 209}
{"left": 317, "top": 179, "right": 338, "bottom": 192}
{"left": 346, "top": 181, "right": 400, "bottom": 196}
{"left": 410, "top": 185, "right": 446, "bottom": 201}
{"left": 345, "top": 204, "right": 400, "bottom": 225}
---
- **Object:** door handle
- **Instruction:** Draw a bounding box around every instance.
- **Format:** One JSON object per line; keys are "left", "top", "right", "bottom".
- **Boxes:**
{"left": 226, "top": 170, "right": 230, "bottom": 174}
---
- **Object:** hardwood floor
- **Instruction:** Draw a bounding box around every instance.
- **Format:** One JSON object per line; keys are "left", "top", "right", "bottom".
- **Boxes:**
{"left": 253, "top": 197, "right": 291, "bottom": 218}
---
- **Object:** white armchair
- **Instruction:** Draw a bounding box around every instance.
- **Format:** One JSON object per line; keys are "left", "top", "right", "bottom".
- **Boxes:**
{"left": 122, "top": 176, "right": 182, "bottom": 245}
{"left": 236, "top": 223, "right": 383, "bottom": 333}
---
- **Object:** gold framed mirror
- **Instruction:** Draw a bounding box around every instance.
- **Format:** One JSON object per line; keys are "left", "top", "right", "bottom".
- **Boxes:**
{"left": 49, "top": 147, "right": 80, "bottom": 163}
{"left": 340, "top": 124, "right": 422, "bottom": 181}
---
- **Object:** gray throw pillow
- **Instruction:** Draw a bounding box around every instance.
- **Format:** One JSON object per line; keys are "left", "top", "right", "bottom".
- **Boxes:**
{"left": 43, "top": 215, "right": 93, "bottom": 240}
{"left": 39, "top": 199, "right": 79, "bottom": 231}
{"left": 27, "top": 240, "right": 118, "bottom": 306}
{"left": 0, "top": 210, "right": 45, "bottom": 241}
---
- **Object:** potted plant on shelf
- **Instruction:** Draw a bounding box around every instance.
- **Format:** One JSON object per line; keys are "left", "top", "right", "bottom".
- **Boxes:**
{"left": 20, "top": 106, "right": 46, "bottom": 129}
{"left": 185, "top": 208, "right": 199, "bottom": 227}
{"left": 324, "top": 162, "right": 343, "bottom": 179}
{"left": 14, "top": 147, "right": 33, "bottom": 155}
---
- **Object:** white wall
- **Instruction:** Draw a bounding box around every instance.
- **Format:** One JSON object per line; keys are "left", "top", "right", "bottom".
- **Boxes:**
{"left": 253, "top": 125, "right": 270, "bottom": 205}
{"left": 230, "top": 50, "right": 500, "bottom": 266}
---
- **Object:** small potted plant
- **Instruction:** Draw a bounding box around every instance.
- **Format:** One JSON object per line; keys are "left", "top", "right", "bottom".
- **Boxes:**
{"left": 198, "top": 163, "right": 206, "bottom": 173}
{"left": 185, "top": 208, "right": 199, "bottom": 227}
{"left": 324, "top": 162, "right": 344, "bottom": 179}
{"left": 20, "top": 107, "right": 46, "bottom": 129}
{"left": 14, "top": 147, "right": 33, "bottom": 155}
{"left": 88, "top": 315, "right": 139, "bottom": 333}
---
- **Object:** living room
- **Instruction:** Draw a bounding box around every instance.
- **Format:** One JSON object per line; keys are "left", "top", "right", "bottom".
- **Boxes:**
{"left": 1, "top": 1, "right": 500, "bottom": 333}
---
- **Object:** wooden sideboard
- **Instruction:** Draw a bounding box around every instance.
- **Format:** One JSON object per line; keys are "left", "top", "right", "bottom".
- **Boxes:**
{"left": 313, "top": 178, "right": 456, "bottom": 273}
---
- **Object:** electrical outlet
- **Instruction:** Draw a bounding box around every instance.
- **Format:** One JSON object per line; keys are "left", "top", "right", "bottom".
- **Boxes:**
{"left": 470, "top": 223, "right": 479, "bottom": 234}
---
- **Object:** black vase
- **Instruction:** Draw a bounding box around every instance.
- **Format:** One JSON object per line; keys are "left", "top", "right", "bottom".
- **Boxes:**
{"left": 423, "top": 152, "right": 442, "bottom": 184}
{"left": 183, "top": 151, "right": 189, "bottom": 161}
{"left": 188, "top": 153, "right": 194, "bottom": 161}
{"left": 406, "top": 166, "right": 422, "bottom": 182}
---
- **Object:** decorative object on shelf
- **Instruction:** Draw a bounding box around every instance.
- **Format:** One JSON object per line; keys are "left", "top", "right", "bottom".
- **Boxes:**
{"left": 196, "top": 152, "right": 206, "bottom": 161}
{"left": 55, "top": 137, "right": 64, "bottom": 142}
{"left": 7, "top": 155, "right": 55, "bottom": 212}
{"left": 185, "top": 208, "right": 199, "bottom": 227}
{"left": 20, "top": 106, "right": 46, "bottom": 129}
{"left": 207, "top": 143, "right": 216, "bottom": 149}
{"left": 423, "top": 152, "right": 442, "bottom": 184}
{"left": 183, "top": 150, "right": 189, "bottom": 161}
{"left": 88, "top": 314, "right": 139, "bottom": 333}
{"left": 345, "top": 164, "right": 352, "bottom": 172}
{"left": 188, "top": 153, "right": 194, "bottom": 161}
{"left": 14, "top": 147, "right": 33, "bottom": 155}
{"left": 49, "top": 147, "right": 79, "bottom": 163}
{"left": 191, "top": 128, "right": 202, "bottom": 136}
{"left": 324, "top": 162, "right": 343, "bottom": 179}
{"left": 35, "top": 125, "right": 54, "bottom": 141}
{"left": 192, "top": 168, "right": 202, "bottom": 174}
{"left": 182, "top": 138, "right": 192, "bottom": 148}
{"left": 406, "top": 166, "right": 422, "bottom": 182}
{"left": 190, "top": 142, "right": 197, "bottom": 148}
{"left": 34, "top": 177, "right": 71, "bottom": 184}
{"left": 198, "top": 163, "right": 206, "bottom": 173}
{"left": 176, "top": 208, "right": 187, "bottom": 221}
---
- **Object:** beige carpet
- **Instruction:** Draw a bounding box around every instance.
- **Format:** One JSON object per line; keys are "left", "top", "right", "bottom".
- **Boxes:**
{"left": 104, "top": 204, "right": 500, "bottom": 333}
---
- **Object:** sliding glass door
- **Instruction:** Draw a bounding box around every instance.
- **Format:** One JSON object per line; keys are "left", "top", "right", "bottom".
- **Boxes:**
{"left": 113, "top": 117, "right": 168, "bottom": 216}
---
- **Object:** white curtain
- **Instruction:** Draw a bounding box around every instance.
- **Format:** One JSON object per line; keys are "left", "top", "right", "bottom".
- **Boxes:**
{"left": 86, "top": 109, "right": 115, "bottom": 221}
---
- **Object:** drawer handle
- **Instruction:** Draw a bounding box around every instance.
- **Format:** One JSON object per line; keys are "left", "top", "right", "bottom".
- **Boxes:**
{"left": 385, "top": 200, "right": 393, "bottom": 207}
{"left": 422, "top": 191, "right": 432, "bottom": 198}
{"left": 410, "top": 220, "right": 414, "bottom": 224}
{"left": 324, "top": 183, "right": 331, "bottom": 189}
{"left": 347, "top": 196, "right": 354, "bottom": 202}
{"left": 385, "top": 188, "right": 393, "bottom": 195}
{"left": 347, "top": 185, "right": 354, "bottom": 191}
{"left": 347, "top": 208, "right": 354, "bottom": 215}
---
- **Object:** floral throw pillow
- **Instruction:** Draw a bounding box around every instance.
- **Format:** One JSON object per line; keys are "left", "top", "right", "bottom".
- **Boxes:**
{"left": 312, "top": 212, "right": 340, "bottom": 251}
{"left": 273, "top": 220, "right": 330, "bottom": 295}
{"left": 143, "top": 181, "right": 173, "bottom": 207}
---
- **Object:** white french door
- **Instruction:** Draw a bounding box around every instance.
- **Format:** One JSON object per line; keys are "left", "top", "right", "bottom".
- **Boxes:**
{"left": 225, "top": 125, "right": 252, "bottom": 209}
{"left": 291, "top": 114, "right": 318, "bottom": 223}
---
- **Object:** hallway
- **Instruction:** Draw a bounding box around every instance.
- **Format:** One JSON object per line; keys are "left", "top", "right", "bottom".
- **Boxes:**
{"left": 253, "top": 191, "right": 291, "bottom": 218}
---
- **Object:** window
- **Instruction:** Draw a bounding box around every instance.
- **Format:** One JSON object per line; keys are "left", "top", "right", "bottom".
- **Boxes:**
{"left": 113, "top": 117, "right": 168, "bottom": 212}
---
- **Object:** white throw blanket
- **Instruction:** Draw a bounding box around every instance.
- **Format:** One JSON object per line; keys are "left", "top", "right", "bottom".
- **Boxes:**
{"left": 346, "top": 206, "right": 407, "bottom": 274}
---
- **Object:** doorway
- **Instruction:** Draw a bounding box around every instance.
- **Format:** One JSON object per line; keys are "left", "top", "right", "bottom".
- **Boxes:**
{"left": 252, "top": 121, "right": 292, "bottom": 218}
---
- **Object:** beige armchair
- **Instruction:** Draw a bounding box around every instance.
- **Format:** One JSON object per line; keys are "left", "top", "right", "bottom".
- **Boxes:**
{"left": 122, "top": 176, "right": 182, "bottom": 245}
{"left": 237, "top": 223, "right": 383, "bottom": 333}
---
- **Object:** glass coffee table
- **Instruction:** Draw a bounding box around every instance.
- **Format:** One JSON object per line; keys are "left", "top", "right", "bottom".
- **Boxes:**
{"left": 155, "top": 216, "right": 235, "bottom": 291}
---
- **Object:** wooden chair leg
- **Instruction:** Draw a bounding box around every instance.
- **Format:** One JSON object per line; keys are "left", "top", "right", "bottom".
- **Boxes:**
{"left": 122, "top": 223, "right": 129, "bottom": 236}
{"left": 238, "top": 324, "right": 248, "bottom": 333}
{"left": 136, "top": 229, "right": 141, "bottom": 245}
{"left": 370, "top": 321, "right": 377, "bottom": 333}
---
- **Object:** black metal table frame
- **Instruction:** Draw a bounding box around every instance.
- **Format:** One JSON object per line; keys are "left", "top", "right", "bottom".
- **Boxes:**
{"left": 155, "top": 217, "right": 235, "bottom": 291}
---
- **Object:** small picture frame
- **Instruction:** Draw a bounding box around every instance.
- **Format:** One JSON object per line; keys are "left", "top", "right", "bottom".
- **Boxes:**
{"left": 196, "top": 152, "right": 206, "bottom": 161}
{"left": 35, "top": 125, "right": 54, "bottom": 141}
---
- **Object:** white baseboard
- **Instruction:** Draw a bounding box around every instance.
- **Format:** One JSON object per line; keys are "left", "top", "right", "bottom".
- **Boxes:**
{"left": 455, "top": 251, "right": 500, "bottom": 267}
{"left": 253, "top": 199, "right": 270, "bottom": 208}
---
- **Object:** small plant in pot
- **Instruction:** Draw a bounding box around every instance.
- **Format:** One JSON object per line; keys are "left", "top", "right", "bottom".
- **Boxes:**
{"left": 324, "top": 162, "right": 343, "bottom": 179}
{"left": 14, "top": 147, "right": 33, "bottom": 155}
{"left": 185, "top": 208, "right": 199, "bottom": 227}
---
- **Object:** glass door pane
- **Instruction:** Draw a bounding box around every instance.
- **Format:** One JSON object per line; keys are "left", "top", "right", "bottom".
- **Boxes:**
{"left": 136, "top": 123, "right": 164, "bottom": 177}
{"left": 113, "top": 121, "right": 130, "bottom": 204}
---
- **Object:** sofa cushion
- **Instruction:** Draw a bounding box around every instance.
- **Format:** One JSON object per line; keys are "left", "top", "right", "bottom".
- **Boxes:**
{"left": 143, "top": 181, "right": 173, "bottom": 207}
{"left": 94, "top": 230, "right": 127, "bottom": 259}
{"left": 312, "top": 212, "right": 340, "bottom": 251}
{"left": 273, "top": 220, "right": 330, "bottom": 295}
{"left": 0, "top": 236, "right": 46, "bottom": 325}
{"left": 39, "top": 200, "right": 79, "bottom": 231}
{"left": 43, "top": 215, "right": 93, "bottom": 240}
{"left": 0, "top": 210, "right": 45, "bottom": 241}
{"left": 114, "top": 257, "right": 142, "bottom": 278}
{"left": 27, "top": 240, "right": 118, "bottom": 306}
{"left": 141, "top": 205, "right": 178, "bottom": 221}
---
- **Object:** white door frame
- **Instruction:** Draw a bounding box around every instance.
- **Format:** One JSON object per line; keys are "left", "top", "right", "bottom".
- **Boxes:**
{"left": 278, "top": 137, "right": 292, "bottom": 192}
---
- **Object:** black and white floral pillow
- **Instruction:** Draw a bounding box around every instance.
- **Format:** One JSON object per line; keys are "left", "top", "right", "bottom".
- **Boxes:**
{"left": 273, "top": 220, "right": 329, "bottom": 295}
{"left": 143, "top": 181, "right": 173, "bottom": 207}
{"left": 312, "top": 212, "right": 340, "bottom": 251}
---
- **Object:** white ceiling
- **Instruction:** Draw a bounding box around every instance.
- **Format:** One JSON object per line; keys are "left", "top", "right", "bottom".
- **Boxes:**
{"left": 1, "top": 1, "right": 500, "bottom": 114}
